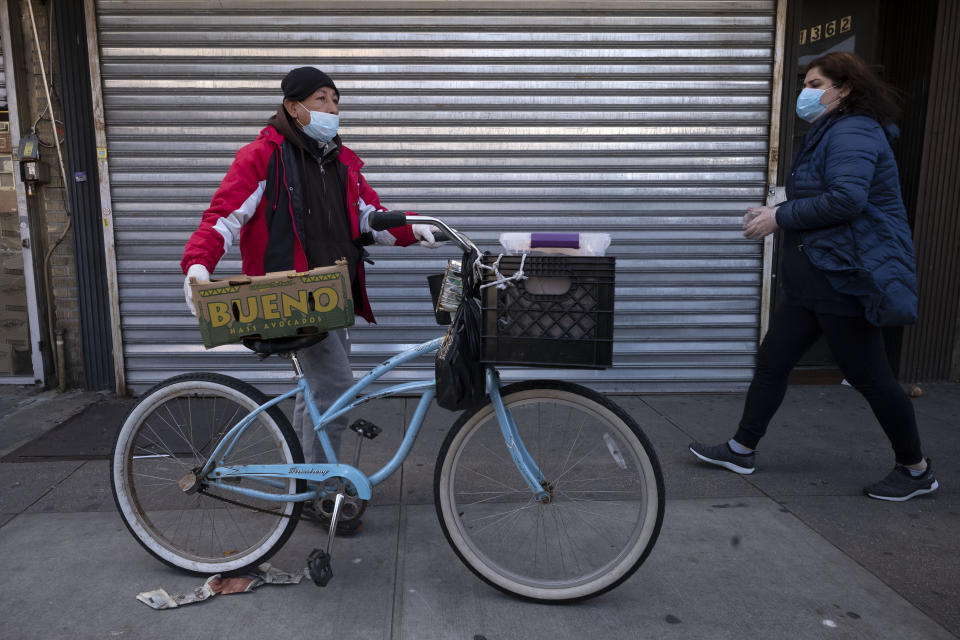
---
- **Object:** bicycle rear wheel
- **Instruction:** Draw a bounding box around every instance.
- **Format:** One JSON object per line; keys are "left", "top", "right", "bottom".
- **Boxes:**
{"left": 434, "top": 380, "right": 664, "bottom": 602}
{"left": 111, "top": 373, "right": 304, "bottom": 574}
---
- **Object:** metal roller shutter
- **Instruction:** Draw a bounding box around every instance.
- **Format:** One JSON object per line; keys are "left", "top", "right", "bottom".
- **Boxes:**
{"left": 95, "top": 0, "right": 774, "bottom": 394}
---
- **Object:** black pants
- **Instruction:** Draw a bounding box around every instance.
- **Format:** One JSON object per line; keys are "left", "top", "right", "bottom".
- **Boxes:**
{"left": 733, "top": 304, "right": 923, "bottom": 464}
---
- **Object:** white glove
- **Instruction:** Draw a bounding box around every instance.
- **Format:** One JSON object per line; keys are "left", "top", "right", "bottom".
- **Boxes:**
{"left": 412, "top": 223, "right": 443, "bottom": 249}
{"left": 184, "top": 264, "right": 210, "bottom": 317}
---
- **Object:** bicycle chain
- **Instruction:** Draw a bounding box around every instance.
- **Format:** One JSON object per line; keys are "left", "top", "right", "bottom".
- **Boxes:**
{"left": 196, "top": 476, "right": 366, "bottom": 524}
{"left": 198, "top": 487, "right": 309, "bottom": 520}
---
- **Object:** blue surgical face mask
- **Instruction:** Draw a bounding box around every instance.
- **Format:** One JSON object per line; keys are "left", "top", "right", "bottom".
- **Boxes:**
{"left": 795, "top": 86, "right": 839, "bottom": 123}
{"left": 297, "top": 103, "right": 339, "bottom": 143}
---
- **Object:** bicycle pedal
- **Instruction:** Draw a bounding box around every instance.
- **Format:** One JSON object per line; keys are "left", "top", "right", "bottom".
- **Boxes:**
{"left": 306, "top": 548, "right": 333, "bottom": 587}
{"left": 349, "top": 418, "right": 382, "bottom": 440}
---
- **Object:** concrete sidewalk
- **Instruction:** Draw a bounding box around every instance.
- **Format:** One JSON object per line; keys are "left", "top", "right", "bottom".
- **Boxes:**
{"left": 0, "top": 382, "right": 957, "bottom": 639}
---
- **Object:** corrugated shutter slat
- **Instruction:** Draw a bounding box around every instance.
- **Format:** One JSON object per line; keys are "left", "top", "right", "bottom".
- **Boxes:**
{"left": 96, "top": 1, "right": 773, "bottom": 394}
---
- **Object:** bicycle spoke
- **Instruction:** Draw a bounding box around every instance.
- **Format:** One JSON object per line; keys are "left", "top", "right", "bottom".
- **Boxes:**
{"left": 534, "top": 506, "right": 545, "bottom": 572}
{"left": 138, "top": 422, "right": 192, "bottom": 470}
{"left": 556, "top": 500, "right": 624, "bottom": 550}
{"left": 210, "top": 506, "right": 226, "bottom": 556}
{"left": 459, "top": 464, "right": 527, "bottom": 495}
{"left": 223, "top": 504, "right": 252, "bottom": 550}
{"left": 210, "top": 404, "right": 244, "bottom": 455}
{"left": 188, "top": 396, "right": 194, "bottom": 462}
{"left": 169, "top": 507, "right": 187, "bottom": 549}
{"left": 115, "top": 376, "right": 302, "bottom": 572}
{"left": 556, "top": 415, "right": 585, "bottom": 482}
{"left": 497, "top": 498, "right": 535, "bottom": 561}
{"left": 228, "top": 430, "right": 281, "bottom": 462}
{"left": 133, "top": 471, "right": 184, "bottom": 483}
{"left": 160, "top": 404, "right": 204, "bottom": 461}
{"left": 459, "top": 490, "right": 530, "bottom": 507}
{"left": 551, "top": 436, "right": 608, "bottom": 485}
{"left": 550, "top": 506, "right": 573, "bottom": 576}
{"left": 558, "top": 488, "right": 639, "bottom": 496}
{"left": 556, "top": 473, "right": 638, "bottom": 484}
{"left": 439, "top": 384, "right": 663, "bottom": 600}
{"left": 557, "top": 493, "right": 641, "bottom": 525}
{"left": 466, "top": 498, "right": 538, "bottom": 535}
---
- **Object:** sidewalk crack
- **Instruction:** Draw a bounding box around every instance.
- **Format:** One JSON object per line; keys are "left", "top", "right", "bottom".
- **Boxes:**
{"left": 388, "top": 397, "right": 407, "bottom": 640}
{"left": 0, "top": 460, "right": 88, "bottom": 529}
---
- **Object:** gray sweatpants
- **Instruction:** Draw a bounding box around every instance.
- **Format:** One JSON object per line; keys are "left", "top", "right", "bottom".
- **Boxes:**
{"left": 292, "top": 328, "right": 354, "bottom": 463}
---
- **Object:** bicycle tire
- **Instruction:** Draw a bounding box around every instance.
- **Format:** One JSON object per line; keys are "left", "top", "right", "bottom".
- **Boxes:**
{"left": 111, "top": 373, "right": 305, "bottom": 575}
{"left": 434, "top": 380, "right": 664, "bottom": 602}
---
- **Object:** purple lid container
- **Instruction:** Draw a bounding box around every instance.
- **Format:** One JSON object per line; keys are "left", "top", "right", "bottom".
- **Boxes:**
{"left": 530, "top": 232, "right": 580, "bottom": 249}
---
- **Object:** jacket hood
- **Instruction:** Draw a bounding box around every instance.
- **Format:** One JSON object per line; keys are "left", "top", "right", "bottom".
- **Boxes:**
{"left": 267, "top": 105, "right": 306, "bottom": 149}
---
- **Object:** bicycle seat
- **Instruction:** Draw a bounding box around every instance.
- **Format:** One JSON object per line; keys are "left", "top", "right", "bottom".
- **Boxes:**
{"left": 241, "top": 333, "right": 327, "bottom": 356}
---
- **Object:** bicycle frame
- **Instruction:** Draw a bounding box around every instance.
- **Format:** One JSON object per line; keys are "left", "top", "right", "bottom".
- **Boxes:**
{"left": 195, "top": 336, "right": 550, "bottom": 507}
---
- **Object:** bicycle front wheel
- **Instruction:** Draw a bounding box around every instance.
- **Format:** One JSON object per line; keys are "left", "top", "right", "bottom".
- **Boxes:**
{"left": 434, "top": 380, "right": 664, "bottom": 602}
{"left": 111, "top": 373, "right": 304, "bottom": 575}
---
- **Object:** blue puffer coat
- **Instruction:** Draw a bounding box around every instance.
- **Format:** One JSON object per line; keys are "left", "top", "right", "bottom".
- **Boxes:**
{"left": 775, "top": 112, "right": 918, "bottom": 326}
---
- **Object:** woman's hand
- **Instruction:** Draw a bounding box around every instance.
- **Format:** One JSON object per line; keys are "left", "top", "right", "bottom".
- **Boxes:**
{"left": 743, "top": 206, "right": 779, "bottom": 240}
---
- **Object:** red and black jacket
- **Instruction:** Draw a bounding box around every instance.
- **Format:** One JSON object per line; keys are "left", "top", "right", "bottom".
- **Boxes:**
{"left": 182, "top": 125, "right": 418, "bottom": 323}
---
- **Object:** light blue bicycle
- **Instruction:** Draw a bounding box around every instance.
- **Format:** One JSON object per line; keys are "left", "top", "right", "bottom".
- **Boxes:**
{"left": 111, "top": 214, "right": 664, "bottom": 602}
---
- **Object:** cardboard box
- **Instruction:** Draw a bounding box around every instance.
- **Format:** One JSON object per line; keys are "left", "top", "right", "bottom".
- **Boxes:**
{"left": 190, "top": 262, "right": 355, "bottom": 349}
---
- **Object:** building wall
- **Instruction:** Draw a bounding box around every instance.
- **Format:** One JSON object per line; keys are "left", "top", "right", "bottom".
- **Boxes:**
{"left": 900, "top": 0, "right": 960, "bottom": 383}
{"left": 13, "top": 2, "right": 83, "bottom": 387}
{"left": 0, "top": 121, "right": 33, "bottom": 377}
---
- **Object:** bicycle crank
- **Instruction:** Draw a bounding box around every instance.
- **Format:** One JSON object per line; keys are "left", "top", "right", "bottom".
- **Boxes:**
{"left": 310, "top": 477, "right": 366, "bottom": 524}
{"left": 307, "top": 493, "right": 345, "bottom": 587}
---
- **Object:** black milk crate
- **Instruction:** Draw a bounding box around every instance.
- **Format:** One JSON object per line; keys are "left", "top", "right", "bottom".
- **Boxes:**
{"left": 480, "top": 255, "right": 615, "bottom": 369}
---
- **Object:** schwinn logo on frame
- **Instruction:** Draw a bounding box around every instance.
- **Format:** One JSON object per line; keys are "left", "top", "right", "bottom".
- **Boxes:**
{"left": 288, "top": 467, "right": 331, "bottom": 475}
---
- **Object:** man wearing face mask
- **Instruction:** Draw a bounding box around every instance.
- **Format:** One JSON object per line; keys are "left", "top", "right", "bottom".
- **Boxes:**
{"left": 181, "top": 67, "right": 440, "bottom": 532}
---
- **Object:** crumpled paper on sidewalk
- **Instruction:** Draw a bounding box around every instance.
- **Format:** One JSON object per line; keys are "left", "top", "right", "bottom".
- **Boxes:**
{"left": 136, "top": 563, "right": 303, "bottom": 610}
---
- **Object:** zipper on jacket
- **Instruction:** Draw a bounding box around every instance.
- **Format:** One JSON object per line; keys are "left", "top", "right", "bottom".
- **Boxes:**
{"left": 271, "top": 151, "right": 282, "bottom": 213}
{"left": 281, "top": 160, "right": 300, "bottom": 232}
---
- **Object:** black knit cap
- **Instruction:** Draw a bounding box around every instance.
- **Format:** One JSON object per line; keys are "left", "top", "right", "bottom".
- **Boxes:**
{"left": 281, "top": 67, "right": 339, "bottom": 101}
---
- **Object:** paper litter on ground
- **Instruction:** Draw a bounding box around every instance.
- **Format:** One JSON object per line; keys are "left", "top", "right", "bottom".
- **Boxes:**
{"left": 136, "top": 563, "right": 303, "bottom": 610}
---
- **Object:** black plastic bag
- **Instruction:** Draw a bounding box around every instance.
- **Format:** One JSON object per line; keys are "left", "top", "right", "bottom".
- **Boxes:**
{"left": 435, "top": 251, "right": 486, "bottom": 411}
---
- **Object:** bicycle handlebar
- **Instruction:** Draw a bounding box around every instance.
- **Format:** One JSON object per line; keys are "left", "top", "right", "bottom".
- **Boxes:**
{"left": 367, "top": 212, "right": 479, "bottom": 255}
{"left": 368, "top": 211, "right": 408, "bottom": 231}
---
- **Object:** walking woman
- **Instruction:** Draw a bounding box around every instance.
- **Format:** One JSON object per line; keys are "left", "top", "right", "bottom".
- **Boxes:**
{"left": 689, "top": 52, "right": 939, "bottom": 501}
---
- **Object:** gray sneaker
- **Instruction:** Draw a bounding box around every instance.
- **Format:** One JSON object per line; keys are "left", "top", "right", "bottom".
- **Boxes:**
{"left": 689, "top": 441, "right": 756, "bottom": 475}
{"left": 864, "top": 458, "right": 939, "bottom": 502}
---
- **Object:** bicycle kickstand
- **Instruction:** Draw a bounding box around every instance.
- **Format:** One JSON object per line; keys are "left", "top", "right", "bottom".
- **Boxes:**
{"left": 307, "top": 493, "right": 344, "bottom": 587}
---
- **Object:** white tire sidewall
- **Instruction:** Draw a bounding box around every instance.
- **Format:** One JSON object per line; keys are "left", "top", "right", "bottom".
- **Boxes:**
{"left": 438, "top": 387, "right": 660, "bottom": 601}
{"left": 112, "top": 379, "right": 296, "bottom": 573}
